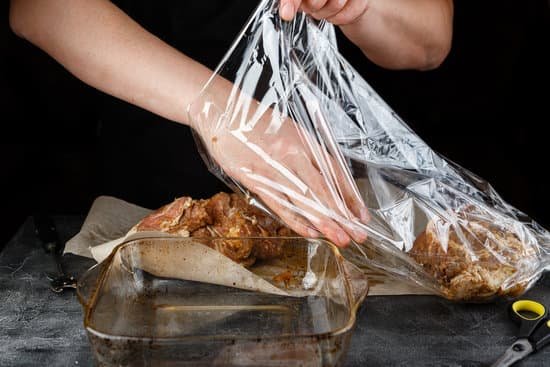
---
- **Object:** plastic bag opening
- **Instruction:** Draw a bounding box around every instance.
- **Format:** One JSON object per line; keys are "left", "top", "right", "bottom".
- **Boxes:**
{"left": 188, "top": 0, "right": 550, "bottom": 301}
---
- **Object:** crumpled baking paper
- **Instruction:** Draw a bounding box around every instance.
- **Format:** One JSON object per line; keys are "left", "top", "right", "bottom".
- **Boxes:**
{"left": 65, "top": 196, "right": 428, "bottom": 296}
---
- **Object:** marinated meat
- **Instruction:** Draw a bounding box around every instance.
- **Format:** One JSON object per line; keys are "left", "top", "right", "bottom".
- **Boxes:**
{"left": 132, "top": 193, "right": 293, "bottom": 266}
{"left": 135, "top": 197, "right": 207, "bottom": 236}
{"left": 410, "top": 209, "right": 537, "bottom": 301}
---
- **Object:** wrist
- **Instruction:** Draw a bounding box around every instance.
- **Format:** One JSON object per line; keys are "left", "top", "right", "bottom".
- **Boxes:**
{"left": 186, "top": 77, "right": 234, "bottom": 135}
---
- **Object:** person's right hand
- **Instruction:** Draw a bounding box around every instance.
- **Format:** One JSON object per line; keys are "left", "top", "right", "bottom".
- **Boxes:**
{"left": 190, "top": 98, "right": 369, "bottom": 247}
{"left": 279, "top": 0, "right": 370, "bottom": 25}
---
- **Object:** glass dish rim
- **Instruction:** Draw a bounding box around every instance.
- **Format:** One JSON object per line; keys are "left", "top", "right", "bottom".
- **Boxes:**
{"left": 77, "top": 235, "right": 367, "bottom": 343}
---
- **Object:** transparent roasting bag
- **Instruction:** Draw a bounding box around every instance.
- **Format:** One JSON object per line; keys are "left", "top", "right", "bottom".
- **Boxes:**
{"left": 188, "top": 0, "right": 550, "bottom": 301}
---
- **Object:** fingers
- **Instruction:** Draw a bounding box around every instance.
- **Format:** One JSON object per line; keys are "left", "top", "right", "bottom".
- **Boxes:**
{"left": 285, "top": 119, "right": 368, "bottom": 243}
{"left": 220, "top": 119, "right": 366, "bottom": 247}
{"left": 327, "top": 155, "right": 370, "bottom": 244}
{"left": 325, "top": 0, "right": 369, "bottom": 25}
{"left": 231, "top": 164, "right": 317, "bottom": 238}
{"left": 243, "top": 166, "right": 353, "bottom": 247}
{"left": 309, "top": 0, "right": 348, "bottom": 20}
{"left": 279, "top": 0, "right": 302, "bottom": 21}
{"left": 294, "top": 153, "right": 368, "bottom": 244}
{"left": 328, "top": 154, "right": 370, "bottom": 224}
{"left": 291, "top": 117, "right": 369, "bottom": 240}
{"left": 301, "top": 0, "right": 329, "bottom": 13}
{"left": 297, "top": 0, "right": 370, "bottom": 26}
{"left": 257, "top": 189, "right": 321, "bottom": 239}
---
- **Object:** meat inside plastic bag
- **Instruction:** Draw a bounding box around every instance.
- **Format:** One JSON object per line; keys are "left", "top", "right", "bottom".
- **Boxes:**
{"left": 187, "top": 0, "right": 550, "bottom": 301}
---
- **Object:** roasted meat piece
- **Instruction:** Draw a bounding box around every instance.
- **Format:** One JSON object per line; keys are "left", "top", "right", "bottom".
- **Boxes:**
{"left": 410, "top": 209, "right": 537, "bottom": 301}
{"left": 132, "top": 193, "right": 293, "bottom": 266}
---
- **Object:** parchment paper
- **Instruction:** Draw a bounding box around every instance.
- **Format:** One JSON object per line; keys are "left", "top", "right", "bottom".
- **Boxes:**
{"left": 65, "top": 196, "right": 429, "bottom": 296}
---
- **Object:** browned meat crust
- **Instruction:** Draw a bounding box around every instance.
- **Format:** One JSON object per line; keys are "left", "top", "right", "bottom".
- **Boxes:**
{"left": 410, "top": 209, "right": 537, "bottom": 301}
{"left": 133, "top": 193, "right": 293, "bottom": 266}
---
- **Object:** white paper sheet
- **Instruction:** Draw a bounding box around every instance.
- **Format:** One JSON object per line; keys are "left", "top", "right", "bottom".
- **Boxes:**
{"left": 65, "top": 196, "right": 429, "bottom": 296}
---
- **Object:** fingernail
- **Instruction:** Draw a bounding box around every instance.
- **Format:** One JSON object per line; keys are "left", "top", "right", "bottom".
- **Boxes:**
{"left": 353, "top": 229, "right": 368, "bottom": 244}
{"left": 281, "top": 2, "right": 294, "bottom": 20}
{"left": 337, "top": 231, "right": 351, "bottom": 247}
{"left": 360, "top": 207, "right": 370, "bottom": 222}
{"left": 309, "top": 0, "right": 320, "bottom": 9}
{"left": 307, "top": 228, "right": 319, "bottom": 238}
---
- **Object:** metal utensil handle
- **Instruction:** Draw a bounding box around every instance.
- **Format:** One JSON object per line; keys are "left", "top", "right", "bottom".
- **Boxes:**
{"left": 491, "top": 339, "right": 533, "bottom": 367}
{"left": 33, "top": 214, "right": 77, "bottom": 292}
{"left": 531, "top": 319, "right": 550, "bottom": 351}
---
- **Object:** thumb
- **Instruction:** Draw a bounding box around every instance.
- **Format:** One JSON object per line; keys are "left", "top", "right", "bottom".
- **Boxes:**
{"left": 280, "top": 0, "right": 301, "bottom": 21}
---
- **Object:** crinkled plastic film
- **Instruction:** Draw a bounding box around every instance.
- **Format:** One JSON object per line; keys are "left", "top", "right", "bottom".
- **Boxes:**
{"left": 188, "top": 0, "right": 550, "bottom": 301}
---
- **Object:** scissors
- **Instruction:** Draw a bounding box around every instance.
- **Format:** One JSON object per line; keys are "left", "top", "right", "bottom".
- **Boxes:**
{"left": 491, "top": 299, "right": 550, "bottom": 367}
{"left": 34, "top": 214, "right": 77, "bottom": 293}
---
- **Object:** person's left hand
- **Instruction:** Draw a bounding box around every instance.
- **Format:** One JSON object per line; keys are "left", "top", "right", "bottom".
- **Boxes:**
{"left": 279, "top": 0, "right": 369, "bottom": 25}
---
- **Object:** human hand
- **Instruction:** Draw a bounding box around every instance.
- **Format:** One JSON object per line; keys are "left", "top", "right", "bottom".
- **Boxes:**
{"left": 190, "top": 98, "right": 369, "bottom": 247}
{"left": 279, "top": 0, "right": 369, "bottom": 25}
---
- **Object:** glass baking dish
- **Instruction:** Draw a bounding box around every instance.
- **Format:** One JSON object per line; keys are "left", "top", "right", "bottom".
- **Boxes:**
{"left": 77, "top": 237, "right": 368, "bottom": 366}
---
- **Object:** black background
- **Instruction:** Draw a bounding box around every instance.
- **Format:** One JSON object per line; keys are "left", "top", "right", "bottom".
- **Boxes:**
{"left": 1, "top": 1, "right": 548, "bottom": 248}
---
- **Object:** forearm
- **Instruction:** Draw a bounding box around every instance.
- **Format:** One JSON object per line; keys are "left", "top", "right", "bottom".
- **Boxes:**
{"left": 340, "top": 0, "right": 453, "bottom": 70}
{"left": 9, "top": 0, "right": 213, "bottom": 126}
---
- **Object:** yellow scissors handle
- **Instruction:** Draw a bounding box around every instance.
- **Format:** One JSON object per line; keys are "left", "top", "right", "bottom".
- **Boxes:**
{"left": 510, "top": 300, "right": 548, "bottom": 339}
{"left": 511, "top": 300, "right": 546, "bottom": 320}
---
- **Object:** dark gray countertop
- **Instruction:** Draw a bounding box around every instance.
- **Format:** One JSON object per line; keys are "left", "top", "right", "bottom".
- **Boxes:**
{"left": 1, "top": 217, "right": 548, "bottom": 367}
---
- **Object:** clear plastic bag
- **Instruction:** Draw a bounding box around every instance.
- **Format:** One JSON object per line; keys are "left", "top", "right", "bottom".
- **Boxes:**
{"left": 188, "top": 0, "right": 550, "bottom": 301}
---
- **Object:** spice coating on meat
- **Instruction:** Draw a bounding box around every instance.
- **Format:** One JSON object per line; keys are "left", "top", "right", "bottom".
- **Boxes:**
{"left": 410, "top": 209, "right": 537, "bottom": 301}
{"left": 133, "top": 193, "right": 292, "bottom": 265}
